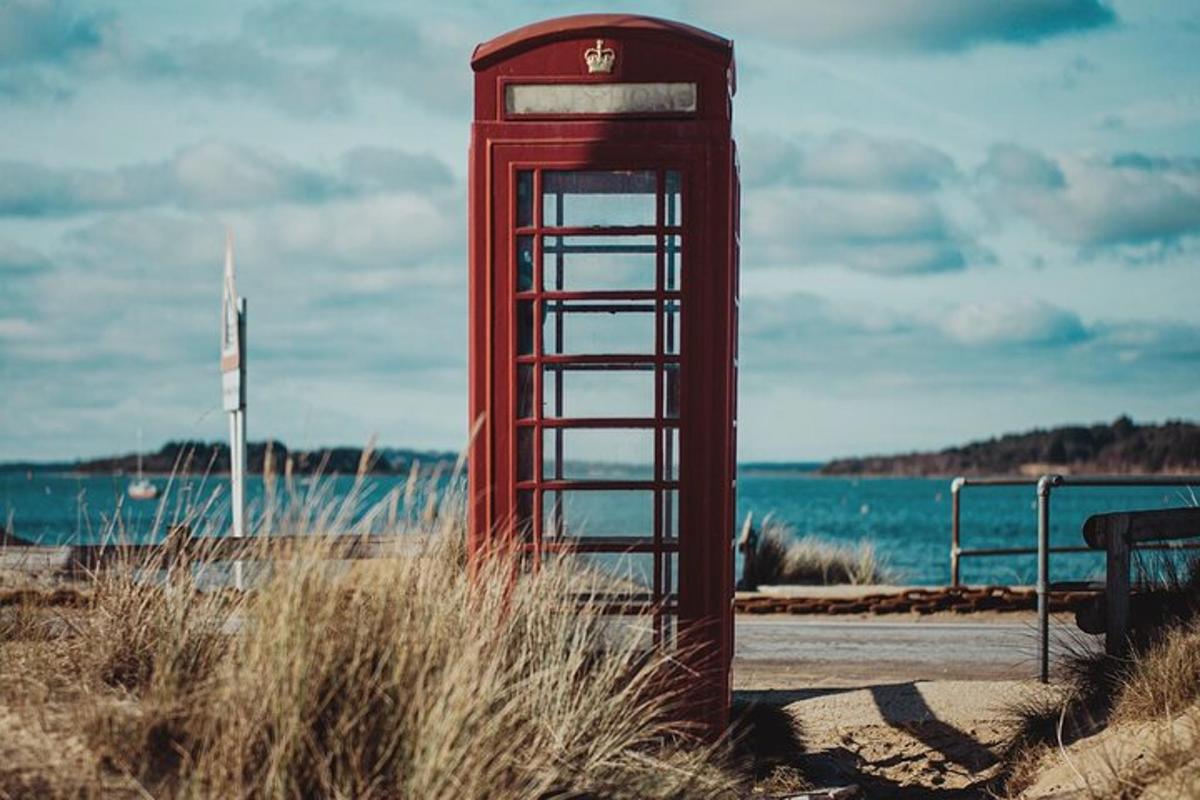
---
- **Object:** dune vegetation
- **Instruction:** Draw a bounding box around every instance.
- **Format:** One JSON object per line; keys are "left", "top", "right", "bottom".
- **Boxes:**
{"left": 749, "top": 515, "right": 893, "bottom": 586}
{"left": 0, "top": 463, "right": 742, "bottom": 799}
{"left": 998, "top": 556, "right": 1200, "bottom": 798}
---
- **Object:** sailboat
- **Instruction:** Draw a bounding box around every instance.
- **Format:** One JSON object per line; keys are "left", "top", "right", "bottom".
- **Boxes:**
{"left": 128, "top": 429, "right": 159, "bottom": 501}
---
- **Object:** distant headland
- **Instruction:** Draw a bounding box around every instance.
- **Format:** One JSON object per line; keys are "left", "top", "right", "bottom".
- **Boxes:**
{"left": 3, "top": 417, "right": 1198, "bottom": 479}
{"left": 820, "top": 417, "right": 1200, "bottom": 477}
{"left": 0, "top": 441, "right": 459, "bottom": 477}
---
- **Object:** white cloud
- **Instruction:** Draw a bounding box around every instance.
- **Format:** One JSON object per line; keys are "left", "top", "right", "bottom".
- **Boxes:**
{"left": 978, "top": 144, "right": 1064, "bottom": 188}
{"left": 1, "top": 2, "right": 477, "bottom": 116}
{"left": 980, "top": 145, "right": 1200, "bottom": 247}
{"left": 0, "top": 0, "right": 109, "bottom": 66}
{"left": 133, "top": 35, "right": 354, "bottom": 117}
{"left": 745, "top": 186, "right": 969, "bottom": 275}
{"left": 680, "top": 0, "right": 1114, "bottom": 52}
{"left": 739, "top": 130, "right": 974, "bottom": 276}
{"left": 940, "top": 297, "right": 1088, "bottom": 346}
{"left": 741, "top": 131, "right": 958, "bottom": 191}
{"left": 0, "top": 318, "right": 39, "bottom": 340}
{"left": 0, "top": 142, "right": 455, "bottom": 217}
{"left": 0, "top": 238, "right": 50, "bottom": 274}
{"left": 251, "top": 193, "right": 460, "bottom": 269}
{"left": 241, "top": 2, "right": 475, "bottom": 115}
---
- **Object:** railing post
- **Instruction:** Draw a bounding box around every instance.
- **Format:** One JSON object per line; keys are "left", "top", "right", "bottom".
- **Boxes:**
{"left": 950, "top": 477, "right": 965, "bottom": 588}
{"left": 1105, "top": 514, "right": 1132, "bottom": 658}
{"left": 1036, "top": 474, "right": 1062, "bottom": 683}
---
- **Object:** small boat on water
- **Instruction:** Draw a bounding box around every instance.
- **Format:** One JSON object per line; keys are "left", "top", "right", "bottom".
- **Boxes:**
{"left": 127, "top": 430, "right": 159, "bottom": 501}
{"left": 128, "top": 477, "right": 158, "bottom": 501}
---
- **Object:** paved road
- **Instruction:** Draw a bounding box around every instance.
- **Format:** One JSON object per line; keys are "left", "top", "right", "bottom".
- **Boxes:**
{"left": 733, "top": 617, "right": 1096, "bottom": 687}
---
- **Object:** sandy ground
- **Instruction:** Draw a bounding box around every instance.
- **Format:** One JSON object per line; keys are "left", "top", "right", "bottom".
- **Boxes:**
{"left": 765, "top": 680, "right": 1050, "bottom": 796}
{"left": 1015, "top": 708, "right": 1199, "bottom": 798}
{"left": 733, "top": 616, "right": 1099, "bottom": 797}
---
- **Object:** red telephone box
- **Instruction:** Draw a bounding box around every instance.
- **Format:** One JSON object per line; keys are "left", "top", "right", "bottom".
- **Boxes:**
{"left": 468, "top": 15, "right": 739, "bottom": 735}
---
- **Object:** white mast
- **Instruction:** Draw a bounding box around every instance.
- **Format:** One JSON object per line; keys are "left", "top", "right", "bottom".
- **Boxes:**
{"left": 221, "top": 231, "right": 248, "bottom": 588}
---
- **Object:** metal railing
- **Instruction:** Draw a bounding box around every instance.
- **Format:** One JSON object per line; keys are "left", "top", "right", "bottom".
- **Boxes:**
{"left": 950, "top": 473, "right": 1200, "bottom": 682}
{"left": 950, "top": 477, "right": 1039, "bottom": 587}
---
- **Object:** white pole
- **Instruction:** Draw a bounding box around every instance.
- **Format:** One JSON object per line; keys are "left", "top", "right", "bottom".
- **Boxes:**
{"left": 222, "top": 234, "right": 248, "bottom": 591}
{"left": 231, "top": 407, "right": 245, "bottom": 590}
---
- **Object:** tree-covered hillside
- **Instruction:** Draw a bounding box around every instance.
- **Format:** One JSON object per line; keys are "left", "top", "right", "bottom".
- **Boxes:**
{"left": 820, "top": 417, "right": 1200, "bottom": 477}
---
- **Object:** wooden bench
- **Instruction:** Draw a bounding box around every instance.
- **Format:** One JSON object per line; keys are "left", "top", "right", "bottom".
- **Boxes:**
{"left": 1081, "top": 507, "right": 1200, "bottom": 656}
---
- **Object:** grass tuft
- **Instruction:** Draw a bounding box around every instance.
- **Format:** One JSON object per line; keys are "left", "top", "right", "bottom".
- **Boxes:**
{"left": 996, "top": 554, "right": 1200, "bottom": 797}
{"left": 1115, "top": 616, "right": 1200, "bottom": 724}
{"left": 0, "top": 465, "right": 742, "bottom": 798}
{"left": 752, "top": 515, "right": 893, "bottom": 586}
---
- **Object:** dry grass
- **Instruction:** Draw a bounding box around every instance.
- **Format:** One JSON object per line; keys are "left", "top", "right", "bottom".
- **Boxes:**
{"left": 1115, "top": 617, "right": 1200, "bottom": 724}
{"left": 997, "top": 556, "right": 1200, "bottom": 798}
{"left": 0, "top": 464, "right": 741, "bottom": 799}
{"left": 1094, "top": 624, "right": 1200, "bottom": 798}
{"left": 752, "top": 515, "right": 892, "bottom": 586}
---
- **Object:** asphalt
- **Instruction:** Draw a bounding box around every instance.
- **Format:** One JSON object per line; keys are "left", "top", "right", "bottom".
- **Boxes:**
{"left": 733, "top": 616, "right": 1098, "bottom": 688}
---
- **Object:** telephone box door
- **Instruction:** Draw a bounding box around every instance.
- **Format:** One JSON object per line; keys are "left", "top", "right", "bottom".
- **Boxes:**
{"left": 485, "top": 141, "right": 733, "bottom": 716}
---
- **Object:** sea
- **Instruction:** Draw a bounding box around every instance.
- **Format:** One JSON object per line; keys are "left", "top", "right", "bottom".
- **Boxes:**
{"left": 4, "top": 469, "right": 1196, "bottom": 586}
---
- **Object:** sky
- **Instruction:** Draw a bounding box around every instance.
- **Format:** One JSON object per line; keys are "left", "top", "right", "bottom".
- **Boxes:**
{"left": 1, "top": 0, "right": 1198, "bottom": 463}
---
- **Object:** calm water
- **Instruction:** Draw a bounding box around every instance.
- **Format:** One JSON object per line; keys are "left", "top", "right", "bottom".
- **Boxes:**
{"left": 2, "top": 470, "right": 1195, "bottom": 586}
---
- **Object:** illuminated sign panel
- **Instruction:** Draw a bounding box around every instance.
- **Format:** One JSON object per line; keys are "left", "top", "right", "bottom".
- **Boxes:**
{"left": 505, "top": 82, "right": 698, "bottom": 116}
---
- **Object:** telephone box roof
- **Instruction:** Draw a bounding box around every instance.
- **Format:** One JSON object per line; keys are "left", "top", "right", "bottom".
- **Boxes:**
{"left": 471, "top": 13, "right": 734, "bottom": 78}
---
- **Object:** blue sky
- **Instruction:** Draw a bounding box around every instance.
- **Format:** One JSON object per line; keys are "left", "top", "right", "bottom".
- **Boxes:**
{"left": 1, "top": 0, "right": 1198, "bottom": 462}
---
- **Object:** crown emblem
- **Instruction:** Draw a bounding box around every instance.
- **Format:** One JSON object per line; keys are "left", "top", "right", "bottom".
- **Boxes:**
{"left": 584, "top": 39, "right": 615, "bottom": 73}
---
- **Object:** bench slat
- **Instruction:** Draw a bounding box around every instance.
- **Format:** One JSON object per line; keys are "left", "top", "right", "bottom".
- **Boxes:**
{"left": 1083, "top": 507, "right": 1200, "bottom": 548}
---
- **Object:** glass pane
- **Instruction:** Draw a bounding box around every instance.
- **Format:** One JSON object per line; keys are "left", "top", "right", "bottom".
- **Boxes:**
{"left": 517, "top": 427, "right": 535, "bottom": 482}
{"left": 544, "top": 300, "right": 654, "bottom": 355}
{"left": 517, "top": 300, "right": 535, "bottom": 355}
{"left": 516, "top": 490, "right": 534, "bottom": 542}
{"left": 543, "top": 428, "right": 654, "bottom": 480}
{"left": 665, "top": 171, "right": 682, "bottom": 226}
{"left": 516, "top": 171, "right": 533, "bottom": 228}
{"left": 662, "top": 489, "right": 678, "bottom": 540}
{"left": 662, "top": 427, "right": 680, "bottom": 479}
{"left": 659, "top": 613, "right": 677, "bottom": 651}
{"left": 544, "top": 364, "right": 654, "bottom": 419}
{"left": 662, "top": 299, "right": 680, "bottom": 355}
{"left": 544, "top": 490, "right": 653, "bottom": 537}
{"left": 664, "top": 234, "right": 682, "bottom": 290}
{"left": 573, "top": 553, "right": 656, "bottom": 594}
{"left": 664, "top": 553, "right": 678, "bottom": 595}
{"left": 543, "top": 170, "right": 656, "bottom": 228}
{"left": 541, "top": 235, "right": 656, "bottom": 292}
{"left": 662, "top": 364, "right": 679, "bottom": 419}
{"left": 595, "top": 614, "right": 657, "bottom": 653}
{"left": 517, "top": 364, "right": 534, "bottom": 419}
{"left": 516, "top": 235, "right": 534, "bottom": 291}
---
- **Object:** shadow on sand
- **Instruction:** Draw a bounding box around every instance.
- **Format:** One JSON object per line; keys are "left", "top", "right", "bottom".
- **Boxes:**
{"left": 734, "top": 683, "right": 1005, "bottom": 799}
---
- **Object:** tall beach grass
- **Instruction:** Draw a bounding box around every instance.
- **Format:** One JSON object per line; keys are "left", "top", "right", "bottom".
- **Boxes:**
{"left": 749, "top": 514, "right": 893, "bottom": 586}
{"left": 998, "top": 553, "right": 1200, "bottom": 797}
{"left": 0, "top": 457, "right": 740, "bottom": 798}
